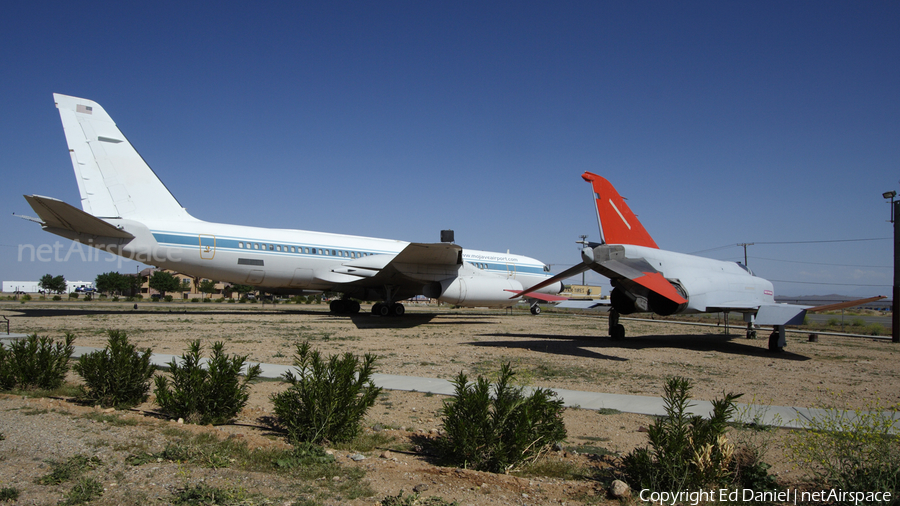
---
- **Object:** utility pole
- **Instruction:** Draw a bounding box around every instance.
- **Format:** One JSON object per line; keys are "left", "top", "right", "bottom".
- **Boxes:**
{"left": 579, "top": 235, "right": 588, "bottom": 285}
{"left": 737, "top": 243, "right": 754, "bottom": 266}
{"left": 884, "top": 190, "right": 899, "bottom": 343}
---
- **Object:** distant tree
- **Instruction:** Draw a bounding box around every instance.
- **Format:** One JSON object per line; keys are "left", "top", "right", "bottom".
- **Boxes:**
{"left": 198, "top": 279, "right": 217, "bottom": 299}
{"left": 126, "top": 274, "right": 143, "bottom": 297}
{"left": 148, "top": 271, "right": 180, "bottom": 297}
{"left": 39, "top": 274, "right": 67, "bottom": 294}
{"left": 95, "top": 272, "right": 129, "bottom": 295}
{"left": 232, "top": 284, "right": 253, "bottom": 299}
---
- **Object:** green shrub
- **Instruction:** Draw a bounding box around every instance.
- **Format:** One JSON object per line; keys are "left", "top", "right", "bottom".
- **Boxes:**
{"left": 52, "top": 295, "right": 62, "bottom": 301}
{"left": 1, "top": 333, "right": 74, "bottom": 390}
{"left": 0, "top": 486, "right": 20, "bottom": 502}
{"left": 62, "top": 477, "right": 103, "bottom": 505}
{"left": 21, "top": 294, "right": 31, "bottom": 301}
{"left": 163, "top": 294, "right": 173, "bottom": 302}
{"left": 154, "top": 340, "right": 261, "bottom": 425}
{"left": 622, "top": 376, "right": 741, "bottom": 491}
{"left": 73, "top": 330, "right": 155, "bottom": 409}
{"left": 788, "top": 395, "right": 900, "bottom": 503}
{"left": 69, "top": 292, "right": 79, "bottom": 299}
{"left": 0, "top": 344, "right": 14, "bottom": 390}
{"left": 436, "top": 363, "right": 566, "bottom": 473}
{"left": 271, "top": 341, "right": 380, "bottom": 444}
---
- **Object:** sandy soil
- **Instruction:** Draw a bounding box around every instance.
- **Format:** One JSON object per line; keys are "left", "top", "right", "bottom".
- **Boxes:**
{"left": 1, "top": 300, "right": 898, "bottom": 505}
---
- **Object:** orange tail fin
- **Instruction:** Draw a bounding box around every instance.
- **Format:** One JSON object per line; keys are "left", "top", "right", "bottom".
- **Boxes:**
{"left": 581, "top": 172, "right": 658, "bottom": 249}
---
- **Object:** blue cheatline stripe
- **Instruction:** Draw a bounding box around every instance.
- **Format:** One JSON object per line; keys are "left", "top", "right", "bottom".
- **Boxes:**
{"left": 150, "top": 231, "right": 551, "bottom": 275}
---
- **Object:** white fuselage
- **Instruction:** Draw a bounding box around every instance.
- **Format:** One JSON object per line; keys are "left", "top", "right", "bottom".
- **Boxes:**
{"left": 622, "top": 244, "right": 775, "bottom": 313}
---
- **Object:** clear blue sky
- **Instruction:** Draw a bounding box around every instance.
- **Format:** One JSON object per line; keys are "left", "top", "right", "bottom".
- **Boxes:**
{"left": 2, "top": 1, "right": 897, "bottom": 297}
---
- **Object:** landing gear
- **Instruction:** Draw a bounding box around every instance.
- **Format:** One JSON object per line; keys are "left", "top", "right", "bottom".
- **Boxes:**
{"left": 372, "top": 302, "right": 405, "bottom": 317}
{"left": 768, "top": 325, "right": 786, "bottom": 352}
{"left": 608, "top": 309, "right": 626, "bottom": 340}
{"left": 746, "top": 323, "right": 758, "bottom": 340}
{"left": 329, "top": 299, "right": 361, "bottom": 315}
{"left": 530, "top": 304, "right": 541, "bottom": 315}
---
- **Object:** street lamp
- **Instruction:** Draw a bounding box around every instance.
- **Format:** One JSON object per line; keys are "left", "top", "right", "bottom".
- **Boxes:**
{"left": 884, "top": 190, "right": 899, "bottom": 343}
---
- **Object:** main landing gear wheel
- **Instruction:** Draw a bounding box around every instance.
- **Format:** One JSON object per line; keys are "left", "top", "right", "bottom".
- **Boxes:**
{"left": 608, "top": 309, "right": 626, "bottom": 340}
{"left": 530, "top": 305, "right": 541, "bottom": 315}
{"left": 768, "top": 332, "right": 782, "bottom": 352}
{"left": 372, "top": 302, "right": 405, "bottom": 317}
{"left": 329, "top": 299, "right": 361, "bottom": 315}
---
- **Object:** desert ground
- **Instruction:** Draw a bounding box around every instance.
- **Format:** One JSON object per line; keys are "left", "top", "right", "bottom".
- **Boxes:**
{"left": 1, "top": 300, "right": 898, "bottom": 505}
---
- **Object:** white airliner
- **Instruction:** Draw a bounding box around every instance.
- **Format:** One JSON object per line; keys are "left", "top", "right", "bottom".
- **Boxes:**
{"left": 21, "top": 94, "right": 564, "bottom": 316}
{"left": 518, "top": 172, "right": 883, "bottom": 351}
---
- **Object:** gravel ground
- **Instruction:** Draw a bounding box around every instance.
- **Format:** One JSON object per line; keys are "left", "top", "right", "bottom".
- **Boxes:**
{"left": 1, "top": 300, "right": 898, "bottom": 505}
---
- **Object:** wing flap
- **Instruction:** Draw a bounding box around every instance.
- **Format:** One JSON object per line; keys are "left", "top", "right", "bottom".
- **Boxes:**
{"left": 24, "top": 195, "right": 134, "bottom": 239}
{"left": 755, "top": 304, "right": 807, "bottom": 326}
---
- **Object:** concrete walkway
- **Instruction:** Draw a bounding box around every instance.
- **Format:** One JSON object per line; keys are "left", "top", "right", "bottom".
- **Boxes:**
{"left": 4, "top": 334, "right": 896, "bottom": 430}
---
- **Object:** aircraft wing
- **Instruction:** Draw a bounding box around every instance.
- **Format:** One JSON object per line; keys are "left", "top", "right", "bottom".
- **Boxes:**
{"left": 23, "top": 195, "right": 134, "bottom": 239}
{"left": 593, "top": 258, "right": 687, "bottom": 305}
{"left": 328, "top": 242, "right": 463, "bottom": 285}
{"left": 806, "top": 296, "right": 886, "bottom": 312}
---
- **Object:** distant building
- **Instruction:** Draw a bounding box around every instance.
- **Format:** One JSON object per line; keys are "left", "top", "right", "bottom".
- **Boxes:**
{"left": 2, "top": 280, "right": 94, "bottom": 294}
{"left": 139, "top": 268, "right": 231, "bottom": 299}
{"left": 561, "top": 284, "right": 603, "bottom": 298}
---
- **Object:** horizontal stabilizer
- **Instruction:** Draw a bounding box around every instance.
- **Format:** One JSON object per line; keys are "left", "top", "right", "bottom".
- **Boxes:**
{"left": 514, "top": 262, "right": 591, "bottom": 299}
{"left": 23, "top": 195, "right": 134, "bottom": 239}
{"left": 504, "top": 289, "right": 568, "bottom": 302}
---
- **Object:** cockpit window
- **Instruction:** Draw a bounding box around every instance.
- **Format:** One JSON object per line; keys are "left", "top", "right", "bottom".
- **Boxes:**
{"left": 736, "top": 262, "right": 754, "bottom": 276}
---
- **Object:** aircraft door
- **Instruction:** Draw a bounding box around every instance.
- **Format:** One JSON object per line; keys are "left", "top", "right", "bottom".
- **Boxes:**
{"left": 199, "top": 234, "right": 216, "bottom": 260}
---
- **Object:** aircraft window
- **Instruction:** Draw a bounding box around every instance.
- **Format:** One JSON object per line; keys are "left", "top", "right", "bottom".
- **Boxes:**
{"left": 331, "top": 250, "right": 336, "bottom": 256}
{"left": 304, "top": 247, "right": 309, "bottom": 254}
{"left": 253, "top": 243, "right": 258, "bottom": 249}
{"left": 290, "top": 246, "right": 295, "bottom": 253}
{"left": 238, "top": 242, "right": 243, "bottom": 248}
{"left": 343, "top": 251, "right": 348, "bottom": 257}
{"left": 275, "top": 245, "right": 281, "bottom": 252}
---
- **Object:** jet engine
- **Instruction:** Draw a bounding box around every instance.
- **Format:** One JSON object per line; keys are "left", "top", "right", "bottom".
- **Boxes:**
{"left": 424, "top": 276, "right": 524, "bottom": 307}
{"left": 610, "top": 281, "right": 688, "bottom": 316}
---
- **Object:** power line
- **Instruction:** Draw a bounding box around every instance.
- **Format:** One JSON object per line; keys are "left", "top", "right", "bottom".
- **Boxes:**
{"left": 770, "top": 279, "right": 891, "bottom": 287}
{"left": 690, "top": 237, "right": 890, "bottom": 256}
{"left": 751, "top": 256, "right": 891, "bottom": 269}
{"left": 753, "top": 237, "right": 889, "bottom": 245}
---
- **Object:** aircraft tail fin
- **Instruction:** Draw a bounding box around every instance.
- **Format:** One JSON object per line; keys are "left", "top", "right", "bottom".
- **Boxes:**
{"left": 53, "top": 94, "right": 193, "bottom": 222}
{"left": 581, "top": 172, "right": 658, "bottom": 248}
